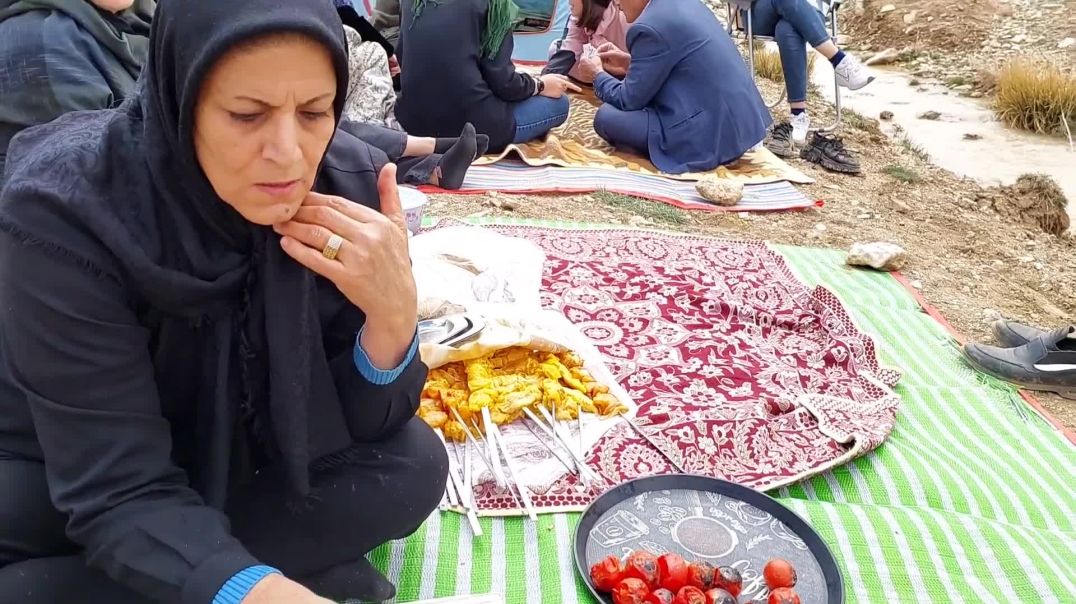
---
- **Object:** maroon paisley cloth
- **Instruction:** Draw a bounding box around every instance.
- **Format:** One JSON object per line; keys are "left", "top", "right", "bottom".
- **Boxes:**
{"left": 451, "top": 225, "right": 901, "bottom": 513}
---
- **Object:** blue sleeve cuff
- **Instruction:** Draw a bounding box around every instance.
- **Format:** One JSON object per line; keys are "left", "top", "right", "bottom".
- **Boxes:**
{"left": 353, "top": 325, "right": 419, "bottom": 385}
{"left": 212, "top": 565, "right": 280, "bottom": 604}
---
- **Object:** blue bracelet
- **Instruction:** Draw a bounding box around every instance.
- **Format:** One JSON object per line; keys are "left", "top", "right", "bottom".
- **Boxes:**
{"left": 212, "top": 565, "right": 280, "bottom": 604}
{"left": 353, "top": 326, "right": 419, "bottom": 385}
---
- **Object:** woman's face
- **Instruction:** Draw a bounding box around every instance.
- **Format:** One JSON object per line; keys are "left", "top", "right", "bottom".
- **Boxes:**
{"left": 194, "top": 35, "right": 337, "bottom": 226}
{"left": 570, "top": 0, "right": 583, "bottom": 18}
{"left": 90, "top": 0, "right": 136, "bottom": 12}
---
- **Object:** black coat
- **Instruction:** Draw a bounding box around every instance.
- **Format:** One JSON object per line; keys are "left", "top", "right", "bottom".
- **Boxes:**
{"left": 0, "top": 0, "right": 425, "bottom": 600}
{"left": 395, "top": 0, "right": 535, "bottom": 153}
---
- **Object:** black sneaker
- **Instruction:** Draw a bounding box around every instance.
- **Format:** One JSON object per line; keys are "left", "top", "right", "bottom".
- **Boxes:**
{"left": 799, "top": 132, "right": 861, "bottom": 174}
{"left": 765, "top": 122, "right": 796, "bottom": 158}
{"left": 964, "top": 325, "right": 1076, "bottom": 399}
{"left": 992, "top": 319, "right": 1048, "bottom": 348}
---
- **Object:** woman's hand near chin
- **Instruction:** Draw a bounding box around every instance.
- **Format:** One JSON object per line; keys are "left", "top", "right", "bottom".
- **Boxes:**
{"left": 273, "top": 164, "right": 417, "bottom": 367}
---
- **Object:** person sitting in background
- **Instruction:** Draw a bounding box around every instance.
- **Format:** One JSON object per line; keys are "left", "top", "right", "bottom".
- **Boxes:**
{"left": 575, "top": 0, "right": 772, "bottom": 174}
{"left": 396, "top": 0, "right": 580, "bottom": 154}
{"left": 744, "top": 0, "right": 872, "bottom": 172}
{"left": 0, "top": 0, "right": 154, "bottom": 176}
{"left": 334, "top": 0, "right": 488, "bottom": 189}
{"left": 0, "top": 0, "right": 447, "bottom": 602}
{"left": 543, "top": 0, "right": 629, "bottom": 84}
{"left": 370, "top": 0, "right": 401, "bottom": 46}
{"left": 341, "top": 120, "right": 485, "bottom": 190}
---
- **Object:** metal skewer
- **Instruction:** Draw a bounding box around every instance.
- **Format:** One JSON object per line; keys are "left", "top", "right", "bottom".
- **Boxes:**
{"left": 434, "top": 429, "right": 461, "bottom": 507}
{"left": 527, "top": 407, "right": 598, "bottom": 486}
{"left": 480, "top": 407, "right": 510, "bottom": 489}
{"left": 522, "top": 416, "right": 588, "bottom": 494}
{"left": 435, "top": 428, "right": 483, "bottom": 536}
{"left": 464, "top": 440, "right": 474, "bottom": 507}
{"left": 522, "top": 418, "right": 575, "bottom": 474}
{"left": 577, "top": 411, "right": 587, "bottom": 460}
{"left": 449, "top": 407, "right": 498, "bottom": 483}
{"left": 620, "top": 415, "right": 687, "bottom": 474}
{"left": 536, "top": 406, "right": 586, "bottom": 466}
{"left": 484, "top": 420, "right": 538, "bottom": 521}
{"left": 470, "top": 417, "right": 526, "bottom": 512}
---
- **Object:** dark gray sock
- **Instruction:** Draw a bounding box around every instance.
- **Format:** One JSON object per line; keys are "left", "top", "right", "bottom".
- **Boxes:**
{"left": 436, "top": 122, "right": 477, "bottom": 190}
{"left": 475, "top": 133, "right": 490, "bottom": 158}
{"left": 435, "top": 124, "right": 488, "bottom": 159}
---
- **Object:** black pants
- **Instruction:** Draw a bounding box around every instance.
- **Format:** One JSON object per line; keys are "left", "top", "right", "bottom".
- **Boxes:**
{"left": 339, "top": 121, "right": 440, "bottom": 185}
{"left": 0, "top": 418, "right": 447, "bottom": 603}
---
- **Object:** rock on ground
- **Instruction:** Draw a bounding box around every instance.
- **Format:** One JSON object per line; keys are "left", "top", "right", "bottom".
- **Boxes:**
{"left": 846, "top": 241, "right": 908, "bottom": 271}
{"left": 695, "top": 177, "right": 744, "bottom": 206}
{"left": 865, "top": 47, "right": 901, "bottom": 66}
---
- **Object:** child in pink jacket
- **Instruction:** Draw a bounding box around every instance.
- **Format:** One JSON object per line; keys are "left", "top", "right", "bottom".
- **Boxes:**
{"left": 543, "top": 0, "right": 629, "bottom": 84}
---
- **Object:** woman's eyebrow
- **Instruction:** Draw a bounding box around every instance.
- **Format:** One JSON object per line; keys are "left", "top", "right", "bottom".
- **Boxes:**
{"left": 232, "top": 92, "right": 334, "bottom": 106}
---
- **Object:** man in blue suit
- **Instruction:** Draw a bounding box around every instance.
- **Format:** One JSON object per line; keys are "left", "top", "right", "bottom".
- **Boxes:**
{"left": 575, "top": 0, "right": 772, "bottom": 174}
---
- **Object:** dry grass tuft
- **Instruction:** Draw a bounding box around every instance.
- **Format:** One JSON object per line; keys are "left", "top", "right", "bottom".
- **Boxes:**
{"left": 883, "top": 165, "right": 921, "bottom": 184}
{"left": 751, "top": 42, "right": 817, "bottom": 83}
{"left": 994, "top": 58, "right": 1076, "bottom": 138}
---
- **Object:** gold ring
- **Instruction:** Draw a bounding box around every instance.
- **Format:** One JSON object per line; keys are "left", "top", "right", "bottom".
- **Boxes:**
{"left": 322, "top": 233, "right": 344, "bottom": 260}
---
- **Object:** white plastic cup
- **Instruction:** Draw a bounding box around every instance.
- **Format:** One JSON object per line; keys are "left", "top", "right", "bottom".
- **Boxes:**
{"left": 398, "top": 186, "right": 428, "bottom": 235}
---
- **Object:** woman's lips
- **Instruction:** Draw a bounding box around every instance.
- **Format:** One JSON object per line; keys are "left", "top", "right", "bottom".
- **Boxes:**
{"left": 254, "top": 180, "right": 300, "bottom": 197}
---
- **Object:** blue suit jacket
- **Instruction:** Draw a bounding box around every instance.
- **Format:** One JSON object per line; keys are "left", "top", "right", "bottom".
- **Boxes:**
{"left": 594, "top": 0, "right": 772, "bottom": 174}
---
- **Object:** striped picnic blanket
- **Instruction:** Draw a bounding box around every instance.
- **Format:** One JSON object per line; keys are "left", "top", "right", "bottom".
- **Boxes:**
{"left": 474, "top": 91, "right": 813, "bottom": 187}
{"left": 368, "top": 220, "right": 1076, "bottom": 604}
{"left": 424, "top": 162, "right": 817, "bottom": 212}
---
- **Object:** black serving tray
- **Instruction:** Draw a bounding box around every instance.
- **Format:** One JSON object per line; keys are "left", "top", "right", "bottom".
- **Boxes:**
{"left": 573, "top": 475, "right": 844, "bottom": 603}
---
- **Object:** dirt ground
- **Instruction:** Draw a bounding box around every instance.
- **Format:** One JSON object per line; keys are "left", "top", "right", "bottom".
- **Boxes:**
{"left": 426, "top": 78, "right": 1076, "bottom": 433}
{"left": 843, "top": 0, "right": 1076, "bottom": 88}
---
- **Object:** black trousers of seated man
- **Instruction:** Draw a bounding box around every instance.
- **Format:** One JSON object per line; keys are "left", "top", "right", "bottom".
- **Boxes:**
{"left": 0, "top": 418, "right": 448, "bottom": 603}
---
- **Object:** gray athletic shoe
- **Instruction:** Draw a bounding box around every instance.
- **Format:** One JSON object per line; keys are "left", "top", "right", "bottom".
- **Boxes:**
{"left": 991, "top": 319, "right": 1047, "bottom": 348}
{"left": 765, "top": 122, "right": 796, "bottom": 158}
{"left": 964, "top": 325, "right": 1076, "bottom": 399}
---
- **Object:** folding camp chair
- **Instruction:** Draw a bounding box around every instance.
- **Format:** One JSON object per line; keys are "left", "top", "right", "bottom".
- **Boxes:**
{"left": 724, "top": 0, "right": 844, "bottom": 132}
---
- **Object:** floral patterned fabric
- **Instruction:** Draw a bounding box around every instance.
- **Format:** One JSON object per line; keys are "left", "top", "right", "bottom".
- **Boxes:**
{"left": 452, "top": 225, "right": 902, "bottom": 514}
{"left": 342, "top": 26, "right": 399, "bottom": 129}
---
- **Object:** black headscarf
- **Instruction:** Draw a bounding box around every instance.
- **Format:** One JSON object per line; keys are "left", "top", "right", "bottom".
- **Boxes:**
{"left": 0, "top": 0, "right": 372, "bottom": 503}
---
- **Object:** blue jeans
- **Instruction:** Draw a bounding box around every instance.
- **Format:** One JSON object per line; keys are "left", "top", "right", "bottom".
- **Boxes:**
{"left": 593, "top": 105, "right": 649, "bottom": 157}
{"left": 511, "top": 95, "right": 571, "bottom": 144}
{"left": 746, "top": 0, "right": 830, "bottom": 103}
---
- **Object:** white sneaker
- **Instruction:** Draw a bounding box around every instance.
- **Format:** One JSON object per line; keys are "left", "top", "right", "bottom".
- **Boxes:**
{"left": 833, "top": 54, "right": 875, "bottom": 90}
{"left": 790, "top": 111, "right": 810, "bottom": 145}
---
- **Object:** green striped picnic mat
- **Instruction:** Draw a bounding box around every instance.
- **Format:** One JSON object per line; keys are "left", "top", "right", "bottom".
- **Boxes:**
{"left": 373, "top": 219, "right": 1076, "bottom": 604}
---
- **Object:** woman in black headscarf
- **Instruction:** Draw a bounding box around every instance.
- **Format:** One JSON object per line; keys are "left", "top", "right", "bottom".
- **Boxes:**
{"left": 0, "top": 0, "right": 446, "bottom": 602}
